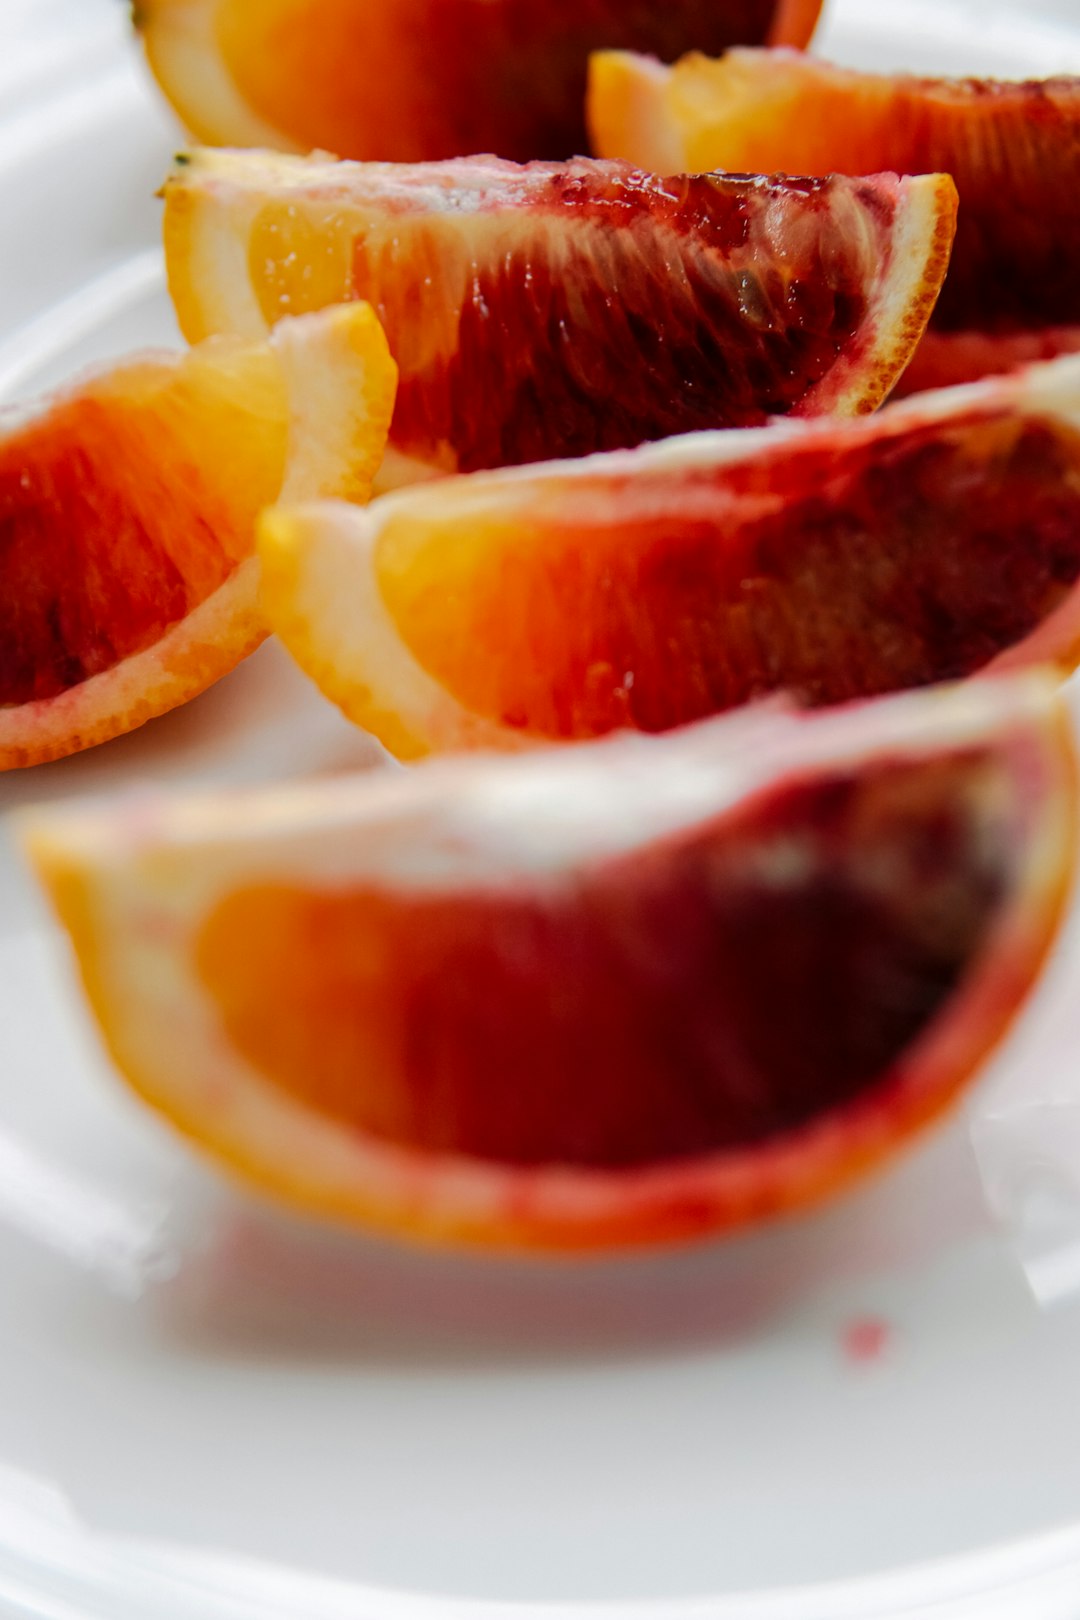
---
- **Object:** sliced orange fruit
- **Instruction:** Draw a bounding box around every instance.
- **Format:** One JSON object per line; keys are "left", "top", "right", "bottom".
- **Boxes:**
{"left": 165, "top": 149, "right": 956, "bottom": 479}
{"left": 260, "top": 355, "right": 1080, "bottom": 760}
{"left": 588, "top": 49, "right": 1080, "bottom": 389}
{"left": 25, "top": 674, "right": 1076, "bottom": 1251}
{"left": 135, "top": 0, "right": 822, "bottom": 166}
{"left": 0, "top": 303, "right": 395, "bottom": 769}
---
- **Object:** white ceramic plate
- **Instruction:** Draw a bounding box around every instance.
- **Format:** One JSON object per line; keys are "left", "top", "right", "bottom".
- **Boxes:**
{"left": 4, "top": 3, "right": 1080, "bottom": 1616}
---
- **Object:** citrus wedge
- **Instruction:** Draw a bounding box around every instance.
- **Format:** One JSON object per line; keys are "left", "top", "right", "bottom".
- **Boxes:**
{"left": 260, "top": 355, "right": 1080, "bottom": 760}
{"left": 165, "top": 150, "right": 957, "bottom": 479}
{"left": 134, "top": 0, "right": 822, "bottom": 166}
{"left": 588, "top": 49, "right": 1080, "bottom": 390}
{"left": 25, "top": 675, "right": 1076, "bottom": 1251}
{"left": 0, "top": 302, "right": 395, "bottom": 768}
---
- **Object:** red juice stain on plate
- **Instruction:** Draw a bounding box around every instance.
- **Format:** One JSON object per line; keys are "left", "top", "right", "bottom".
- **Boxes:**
{"left": 841, "top": 1315, "right": 892, "bottom": 1365}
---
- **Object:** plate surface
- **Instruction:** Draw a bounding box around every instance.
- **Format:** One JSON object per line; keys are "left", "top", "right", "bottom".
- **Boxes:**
{"left": 4, "top": 4, "right": 1080, "bottom": 1617}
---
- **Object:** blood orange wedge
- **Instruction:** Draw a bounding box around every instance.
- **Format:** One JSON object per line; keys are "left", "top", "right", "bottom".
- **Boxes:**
{"left": 259, "top": 355, "right": 1080, "bottom": 760}
{"left": 134, "top": 0, "right": 822, "bottom": 166}
{"left": 164, "top": 150, "right": 957, "bottom": 480}
{"left": 0, "top": 302, "right": 396, "bottom": 768}
{"left": 588, "top": 49, "right": 1080, "bottom": 390}
{"left": 24, "top": 675, "right": 1076, "bottom": 1251}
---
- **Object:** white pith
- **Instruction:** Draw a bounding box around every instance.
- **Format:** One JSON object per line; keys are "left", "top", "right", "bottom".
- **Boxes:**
{"left": 261, "top": 501, "right": 529, "bottom": 756}
{"left": 272, "top": 302, "right": 398, "bottom": 504}
{"left": 139, "top": 0, "right": 296, "bottom": 150}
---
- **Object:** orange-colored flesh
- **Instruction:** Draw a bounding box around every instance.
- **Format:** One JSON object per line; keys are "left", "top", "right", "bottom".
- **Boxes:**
{"left": 767, "top": 0, "right": 822, "bottom": 47}
{"left": 375, "top": 410, "right": 1080, "bottom": 738}
{"left": 213, "top": 0, "right": 821, "bottom": 162}
{"left": 0, "top": 352, "right": 286, "bottom": 736}
{"left": 2, "top": 397, "right": 256, "bottom": 705}
{"left": 641, "top": 63, "right": 1080, "bottom": 338}
{"left": 197, "top": 749, "right": 1012, "bottom": 1171}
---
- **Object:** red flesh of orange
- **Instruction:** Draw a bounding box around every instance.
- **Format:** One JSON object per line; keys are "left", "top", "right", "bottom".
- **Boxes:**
{"left": 0, "top": 393, "right": 257, "bottom": 708}
{"left": 212, "top": 0, "right": 821, "bottom": 162}
{"left": 225, "top": 159, "right": 950, "bottom": 474}
{"left": 197, "top": 749, "right": 1015, "bottom": 1168}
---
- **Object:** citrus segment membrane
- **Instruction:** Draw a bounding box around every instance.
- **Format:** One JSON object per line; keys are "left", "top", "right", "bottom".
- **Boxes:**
{"left": 260, "top": 355, "right": 1080, "bottom": 758}
{"left": 164, "top": 150, "right": 957, "bottom": 477}
{"left": 24, "top": 676, "right": 1075, "bottom": 1249}
{"left": 136, "top": 0, "right": 823, "bottom": 165}
{"left": 588, "top": 49, "right": 1080, "bottom": 384}
{"left": 0, "top": 302, "right": 396, "bottom": 768}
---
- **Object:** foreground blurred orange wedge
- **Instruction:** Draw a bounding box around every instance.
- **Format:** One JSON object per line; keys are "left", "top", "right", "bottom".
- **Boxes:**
{"left": 0, "top": 303, "right": 395, "bottom": 767}
{"left": 165, "top": 149, "right": 956, "bottom": 478}
{"left": 589, "top": 49, "right": 1080, "bottom": 391}
{"left": 25, "top": 675, "right": 1075, "bottom": 1251}
{"left": 260, "top": 357, "right": 1080, "bottom": 760}
{"left": 135, "top": 0, "right": 822, "bottom": 165}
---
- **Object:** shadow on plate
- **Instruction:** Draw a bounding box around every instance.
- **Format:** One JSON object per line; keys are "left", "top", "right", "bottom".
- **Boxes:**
{"left": 149, "top": 1122, "right": 997, "bottom": 1372}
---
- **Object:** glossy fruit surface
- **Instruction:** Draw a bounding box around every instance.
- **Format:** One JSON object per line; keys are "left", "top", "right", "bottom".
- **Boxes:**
{"left": 135, "top": 0, "right": 823, "bottom": 164}
{"left": 166, "top": 149, "right": 956, "bottom": 478}
{"left": 0, "top": 302, "right": 395, "bottom": 766}
{"left": 260, "top": 355, "right": 1080, "bottom": 759}
{"left": 589, "top": 49, "right": 1080, "bottom": 388}
{"left": 25, "top": 675, "right": 1075, "bottom": 1250}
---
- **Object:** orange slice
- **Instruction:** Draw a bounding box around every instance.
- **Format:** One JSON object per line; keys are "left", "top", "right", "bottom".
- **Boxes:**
{"left": 259, "top": 355, "right": 1080, "bottom": 760}
{"left": 0, "top": 303, "right": 396, "bottom": 768}
{"left": 134, "top": 0, "right": 822, "bottom": 166}
{"left": 165, "top": 149, "right": 956, "bottom": 479}
{"left": 25, "top": 675, "right": 1076, "bottom": 1251}
{"left": 588, "top": 49, "right": 1080, "bottom": 390}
